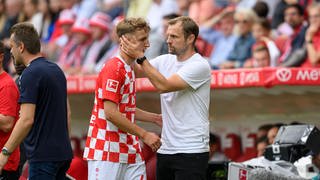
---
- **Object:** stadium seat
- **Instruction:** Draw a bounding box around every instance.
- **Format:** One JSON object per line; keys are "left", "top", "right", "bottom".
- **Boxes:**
{"left": 67, "top": 156, "right": 88, "bottom": 180}
{"left": 195, "top": 36, "right": 214, "bottom": 58}
{"left": 235, "top": 133, "right": 257, "bottom": 162}
{"left": 223, "top": 133, "right": 242, "bottom": 161}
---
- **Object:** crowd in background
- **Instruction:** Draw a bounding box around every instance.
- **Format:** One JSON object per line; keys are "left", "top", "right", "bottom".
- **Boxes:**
{"left": 2, "top": 0, "right": 320, "bottom": 76}
{"left": 2, "top": 1, "right": 320, "bottom": 179}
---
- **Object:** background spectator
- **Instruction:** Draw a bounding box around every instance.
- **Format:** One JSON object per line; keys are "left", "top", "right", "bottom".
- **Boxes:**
{"left": 0, "top": 0, "right": 5, "bottom": 33}
{"left": 23, "top": 0, "right": 38, "bottom": 22}
{"left": 59, "top": 0, "right": 75, "bottom": 11}
{"left": 47, "top": 9, "right": 76, "bottom": 61}
{"left": 1, "top": 0, "right": 25, "bottom": 74}
{"left": 257, "top": 123, "right": 273, "bottom": 139}
{"left": 99, "top": 0, "right": 123, "bottom": 19}
{"left": 220, "top": 8, "right": 257, "bottom": 69}
{"left": 58, "top": 18, "right": 92, "bottom": 75}
{"left": 252, "top": 1, "right": 269, "bottom": 18}
{"left": 188, "top": 0, "right": 219, "bottom": 26}
{"left": 126, "top": 0, "right": 152, "bottom": 18}
{"left": 236, "top": 0, "right": 257, "bottom": 11}
{"left": 94, "top": 16, "right": 122, "bottom": 73}
{"left": 81, "top": 12, "right": 112, "bottom": 74}
{"left": 145, "top": 13, "right": 180, "bottom": 59}
{"left": 0, "top": 0, "right": 25, "bottom": 40}
{"left": 272, "top": 0, "right": 310, "bottom": 30}
{"left": 176, "top": 0, "right": 190, "bottom": 16}
{"left": 244, "top": 41, "right": 271, "bottom": 68}
{"left": 267, "top": 123, "right": 284, "bottom": 144}
{"left": 200, "top": 7, "right": 237, "bottom": 69}
{"left": 256, "top": 136, "right": 268, "bottom": 157}
{"left": 252, "top": 18, "right": 280, "bottom": 67}
{"left": 278, "top": 3, "right": 307, "bottom": 67}
{"left": 31, "top": 0, "right": 59, "bottom": 43}
{"left": 72, "top": 0, "right": 98, "bottom": 20}
{"left": 301, "top": 3, "right": 320, "bottom": 67}
{"left": 146, "top": 0, "right": 178, "bottom": 32}
{"left": 209, "top": 133, "right": 228, "bottom": 162}
{"left": 143, "top": 0, "right": 179, "bottom": 59}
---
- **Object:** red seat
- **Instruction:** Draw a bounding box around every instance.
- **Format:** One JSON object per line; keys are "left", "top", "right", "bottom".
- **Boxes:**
{"left": 67, "top": 156, "right": 88, "bottom": 180}
{"left": 235, "top": 133, "right": 257, "bottom": 162}
{"left": 195, "top": 36, "right": 214, "bottom": 58}
{"left": 223, "top": 133, "right": 242, "bottom": 161}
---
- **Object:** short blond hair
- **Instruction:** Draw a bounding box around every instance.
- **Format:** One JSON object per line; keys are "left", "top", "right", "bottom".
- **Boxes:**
{"left": 116, "top": 17, "right": 150, "bottom": 38}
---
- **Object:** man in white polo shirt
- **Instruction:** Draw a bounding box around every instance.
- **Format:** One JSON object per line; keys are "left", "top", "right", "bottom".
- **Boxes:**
{"left": 121, "top": 16, "right": 211, "bottom": 180}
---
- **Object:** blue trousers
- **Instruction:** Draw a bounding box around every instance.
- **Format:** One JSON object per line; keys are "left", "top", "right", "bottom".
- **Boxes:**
{"left": 28, "top": 160, "right": 71, "bottom": 180}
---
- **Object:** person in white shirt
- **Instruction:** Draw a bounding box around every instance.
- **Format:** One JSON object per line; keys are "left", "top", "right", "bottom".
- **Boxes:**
{"left": 121, "top": 16, "right": 211, "bottom": 180}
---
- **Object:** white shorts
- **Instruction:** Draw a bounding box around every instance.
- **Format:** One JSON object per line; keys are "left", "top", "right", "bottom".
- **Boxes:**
{"left": 88, "top": 160, "right": 146, "bottom": 180}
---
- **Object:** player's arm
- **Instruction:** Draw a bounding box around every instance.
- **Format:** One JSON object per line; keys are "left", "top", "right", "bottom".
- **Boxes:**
{"left": 120, "top": 36, "right": 188, "bottom": 93}
{"left": 135, "top": 108, "right": 162, "bottom": 127}
{"left": 0, "top": 114, "right": 15, "bottom": 133}
{"left": 104, "top": 100, "right": 161, "bottom": 151}
{"left": 2, "top": 103, "right": 35, "bottom": 153}
{"left": 139, "top": 59, "right": 189, "bottom": 93}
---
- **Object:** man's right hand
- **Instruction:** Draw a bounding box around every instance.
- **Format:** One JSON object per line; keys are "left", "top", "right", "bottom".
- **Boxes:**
{"left": 141, "top": 132, "right": 161, "bottom": 152}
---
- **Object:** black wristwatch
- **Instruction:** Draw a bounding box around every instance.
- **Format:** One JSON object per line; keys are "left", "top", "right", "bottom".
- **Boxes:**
{"left": 136, "top": 56, "right": 147, "bottom": 65}
{"left": 1, "top": 147, "right": 11, "bottom": 156}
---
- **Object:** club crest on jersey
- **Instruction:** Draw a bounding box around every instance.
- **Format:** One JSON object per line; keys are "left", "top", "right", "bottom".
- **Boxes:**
{"left": 106, "top": 79, "right": 119, "bottom": 92}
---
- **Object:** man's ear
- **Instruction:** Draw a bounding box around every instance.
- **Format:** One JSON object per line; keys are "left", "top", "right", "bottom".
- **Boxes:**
{"left": 19, "top": 42, "right": 24, "bottom": 53}
{"left": 187, "top": 34, "right": 196, "bottom": 45}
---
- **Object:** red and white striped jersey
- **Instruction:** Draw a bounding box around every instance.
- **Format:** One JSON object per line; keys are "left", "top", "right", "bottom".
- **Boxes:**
{"left": 83, "top": 55, "right": 143, "bottom": 164}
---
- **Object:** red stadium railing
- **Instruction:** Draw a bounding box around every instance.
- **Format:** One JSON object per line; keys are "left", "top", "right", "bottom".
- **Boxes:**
{"left": 66, "top": 67, "right": 320, "bottom": 94}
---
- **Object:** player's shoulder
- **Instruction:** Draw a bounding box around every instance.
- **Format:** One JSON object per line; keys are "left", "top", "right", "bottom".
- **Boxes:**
{"left": 103, "top": 57, "right": 125, "bottom": 70}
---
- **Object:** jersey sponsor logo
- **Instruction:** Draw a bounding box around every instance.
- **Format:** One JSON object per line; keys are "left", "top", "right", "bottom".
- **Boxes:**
{"left": 106, "top": 79, "right": 119, "bottom": 93}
